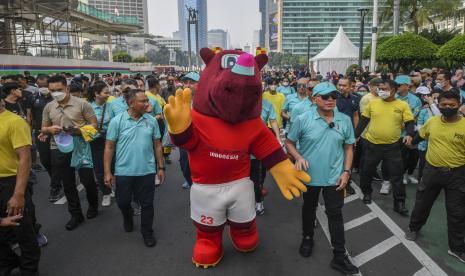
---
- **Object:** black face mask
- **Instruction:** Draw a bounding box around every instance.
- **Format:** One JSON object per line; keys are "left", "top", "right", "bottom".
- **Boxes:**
{"left": 167, "top": 81, "right": 174, "bottom": 86}
{"left": 439, "top": 107, "right": 459, "bottom": 118}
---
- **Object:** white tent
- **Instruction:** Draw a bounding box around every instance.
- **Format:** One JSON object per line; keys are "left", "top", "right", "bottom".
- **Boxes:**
{"left": 311, "top": 26, "right": 362, "bottom": 75}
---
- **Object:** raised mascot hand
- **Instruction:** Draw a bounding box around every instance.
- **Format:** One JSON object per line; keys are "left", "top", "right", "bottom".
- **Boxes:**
{"left": 163, "top": 88, "right": 192, "bottom": 134}
{"left": 269, "top": 159, "right": 310, "bottom": 200}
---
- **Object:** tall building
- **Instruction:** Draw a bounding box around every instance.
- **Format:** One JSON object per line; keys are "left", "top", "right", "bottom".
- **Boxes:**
{"left": 177, "top": 0, "right": 208, "bottom": 52}
{"left": 416, "top": 2, "right": 465, "bottom": 34}
{"left": 280, "top": 0, "right": 372, "bottom": 56}
{"left": 153, "top": 36, "right": 183, "bottom": 50}
{"left": 88, "top": 0, "right": 149, "bottom": 33}
{"left": 208, "top": 29, "right": 229, "bottom": 49}
{"left": 259, "top": 0, "right": 280, "bottom": 51}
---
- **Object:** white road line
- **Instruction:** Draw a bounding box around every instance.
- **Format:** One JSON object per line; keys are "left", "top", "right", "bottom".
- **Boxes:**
{"left": 352, "top": 236, "right": 401, "bottom": 266}
{"left": 54, "top": 184, "right": 85, "bottom": 205}
{"left": 350, "top": 184, "right": 448, "bottom": 276}
{"left": 316, "top": 205, "right": 363, "bottom": 276}
{"left": 344, "top": 194, "right": 359, "bottom": 204}
{"left": 413, "top": 267, "right": 433, "bottom": 276}
{"left": 344, "top": 212, "right": 377, "bottom": 231}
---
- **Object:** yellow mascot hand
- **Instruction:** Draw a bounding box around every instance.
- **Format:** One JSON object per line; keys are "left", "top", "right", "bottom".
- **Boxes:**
{"left": 269, "top": 159, "right": 310, "bottom": 200}
{"left": 163, "top": 88, "right": 192, "bottom": 134}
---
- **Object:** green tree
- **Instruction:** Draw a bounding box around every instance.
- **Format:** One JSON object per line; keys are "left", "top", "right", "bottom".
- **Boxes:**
{"left": 82, "top": 41, "right": 93, "bottom": 60}
{"left": 91, "top": 48, "right": 109, "bottom": 61}
{"left": 363, "top": 36, "right": 392, "bottom": 59}
{"left": 145, "top": 46, "right": 170, "bottom": 65}
{"left": 418, "top": 28, "right": 461, "bottom": 46}
{"left": 377, "top": 33, "right": 438, "bottom": 72}
{"left": 113, "top": 51, "right": 132, "bottom": 63}
{"left": 437, "top": 34, "right": 465, "bottom": 66}
{"left": 133, "top": 56, "right": 149, "bottom": 63}
{"left": 379, "top": 0, "right": 462, "bottom": 34}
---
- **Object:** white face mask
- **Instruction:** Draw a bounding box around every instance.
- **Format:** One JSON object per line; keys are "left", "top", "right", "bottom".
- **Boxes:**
{"left": 51, "top": 91, "right": 66, "bottom": 102}
{"left": 283, "top": 82, "right": 289, "bottom": 87}
{"left": 39, "top": 87, "right": 50, "bottom": 96}
{"left": 378, "top": 90, "right": 391, "bottom": 100}
{"left": 160, "top": 80, "right": 167, "bottom": 87}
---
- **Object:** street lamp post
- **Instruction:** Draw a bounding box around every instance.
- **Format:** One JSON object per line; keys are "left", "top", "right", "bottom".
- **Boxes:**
{"left": 358, "top": 8, "right": 369, "bottom": 68}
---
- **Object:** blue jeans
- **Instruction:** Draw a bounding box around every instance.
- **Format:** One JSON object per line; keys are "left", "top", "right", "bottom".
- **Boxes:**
{"left": 115, "top": 174, "right": 156, "bottom": 236}
{"left": 179, "top": 148, "right": 192, "bottom": 185}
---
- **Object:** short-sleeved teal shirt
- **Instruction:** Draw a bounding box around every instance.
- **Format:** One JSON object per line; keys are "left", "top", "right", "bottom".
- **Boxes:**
{"left": 261, "top": 99, "right": 277, "bottom": 124}
{"left": 287, "top": 108, "right": 355, "bottom": 186}
{"left": 106, "top": 112, "right": 161, "bottom": 176}
{"left": 108, "top": 96, "right": 162, "bottom": 120}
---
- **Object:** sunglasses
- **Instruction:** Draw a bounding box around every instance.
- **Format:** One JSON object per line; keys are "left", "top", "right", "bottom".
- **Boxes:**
{"left": 297, "top": 84, "right": 307, "bottom": 88}
{"left": 319, "top": 93, "right": 338, "bottom": 100}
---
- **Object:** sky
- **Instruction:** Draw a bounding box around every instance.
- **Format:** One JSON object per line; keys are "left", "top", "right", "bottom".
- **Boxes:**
{"left": 148, "top": 0, "right": 260, "bottom": 47}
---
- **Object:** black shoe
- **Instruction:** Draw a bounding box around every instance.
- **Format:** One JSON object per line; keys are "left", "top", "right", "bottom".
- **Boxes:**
{"left": 447, "top": 250, "right": 465, "bottom": 263}
{"left": 299, "top": 236, "right": 314, "bottom": 257}
{"left": 394, "top": 201, "right": 409, "bottom": 216}
{"left": 143, "top": 235, "right": 157, "bottom": 247}
{"left": 32, "top": 163, "right": 44, "bottom": 172}
{"left": 86, "top": 208, "right": 98, "bottom": 219}
{"left": 405, "top": 229, "right": 418, "bottom": 241}
{"left": 48, "top": 188, "right": 62, "bottom": 202}
{"left": 362, "top": 194, "right": 372, "bottom": 204}
{"left": 123, "top": 217, "right": 134, "bottom": 233}
{"left": 346, "top": 184, "right": 356, "bottom": 195}
{"left": 65, "top": 215, "right": 84, "bottom": 231}
{"left": 330, "top": 254, "right": 359, "bottom": 275}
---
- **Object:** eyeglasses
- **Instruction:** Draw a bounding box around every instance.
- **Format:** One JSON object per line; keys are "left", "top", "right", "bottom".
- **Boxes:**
{"left": 297, "top": 84, "right": 307, "bottom": 88}
{"left": 319, "top": 93, "right": 338, "bottom": 100}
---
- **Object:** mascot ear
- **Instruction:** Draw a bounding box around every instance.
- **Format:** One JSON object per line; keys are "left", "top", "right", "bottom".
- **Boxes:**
{"left": 200, "top": 48, "right": 215, "bottom": 65}
{"left": 255, "top": 54, "right": 268, "bottom": 70}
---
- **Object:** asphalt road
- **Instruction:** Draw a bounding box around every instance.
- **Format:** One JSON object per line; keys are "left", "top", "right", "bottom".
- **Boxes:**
{"left": 9, "top": 149, "right": 464, "bottom": 276}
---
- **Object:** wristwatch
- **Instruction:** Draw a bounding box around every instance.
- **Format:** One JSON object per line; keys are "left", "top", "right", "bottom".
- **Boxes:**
{"left": 343, "top": 169, "right": 351, "bottom": 175}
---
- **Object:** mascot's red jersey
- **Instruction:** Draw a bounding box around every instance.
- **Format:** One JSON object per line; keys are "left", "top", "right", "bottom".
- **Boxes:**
{"left": 171, "top": 49, "right": 287, "bottom": 184}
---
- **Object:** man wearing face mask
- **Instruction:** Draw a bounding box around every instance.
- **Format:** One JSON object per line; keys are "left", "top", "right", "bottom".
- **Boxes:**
{"left": 355, "top": 79, "right": 415, "bottom": 216}
{"left": 435, "top": 71, "right": 453, "bottom": 92}
{"left": 263, "top": 79, "right": 286, "bottom": 129}
{"left": 31, "top": 76, "right": 62, "bottom": 202}
{"left": 41, "top": 75, "right": 99, "bottom": 230}
{"left": 282, "top": 78, "right": 309, "bottom": 133}
{"left": 277, "top": 78, "right": 296, "bottom": 97}
{"left": 405, "top": 91, "right": 465, "bottom": 263}
{"left": 290, "top": 79, "right": 320, "bottom": 124}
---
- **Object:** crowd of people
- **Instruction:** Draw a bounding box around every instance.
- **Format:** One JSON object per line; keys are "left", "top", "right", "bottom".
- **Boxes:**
{"left": 0, "top": 64, "right": 464, "bottom": 275}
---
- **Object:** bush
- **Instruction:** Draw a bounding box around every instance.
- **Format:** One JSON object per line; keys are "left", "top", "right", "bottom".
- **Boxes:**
{"left": 377, "top": 33, "right": 439, "bottom": 72}
{"left": 133, "top": 56, "right": 149, "bottom": 63}
{"left": 437, "top": 34, "right": 465, "bottom": 63}
{"left": 362, "top": 36, "right": 392, "bottom": 59}
{"left": 113, "top": 52, "right": 132, "bottom": 63}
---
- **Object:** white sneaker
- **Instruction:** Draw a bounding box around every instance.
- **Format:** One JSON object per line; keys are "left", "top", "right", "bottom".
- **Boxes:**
{"left": 408, "top": 175, "right": 418, "bottom": 184}
{"left": 403, "top": 174, "right": 409, "bottom": 185}
{"left": 380, "top": 181, "right": 391, "bottom": 195}
{"left": 155, "top": 176, "right": 161, "bottom": 186}
{"left": 255, "top": 202, "right": 265, "bottom": 215}
{"left": 110, "top": 190, "right": 115, "bottom": 198}
{"left": 101, "top": 195, "right": 112, "bottom": 207}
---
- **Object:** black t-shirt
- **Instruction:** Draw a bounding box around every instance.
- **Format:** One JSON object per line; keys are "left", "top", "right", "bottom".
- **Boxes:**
{"left": 20, "top": 90, "right": 35, "bottom": 110}
{"left": 4, "top": 100, "right": 27, "bottom": 120}
{"left": 32, "top": 94, "right": 54, "bottom": 131}
{"left": 336, "top": 93, "right": 360, "bottom": 125}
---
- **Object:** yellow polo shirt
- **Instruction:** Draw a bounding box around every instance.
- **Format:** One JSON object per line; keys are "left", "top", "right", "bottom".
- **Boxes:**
{"left": 146, "top": 91, "right": 166, "bottom": 108}
{"left": 0, "top": 111, "right": 32, "bottom": 177}
{"left": 362, "top": 99, "right": 414, "bottom": 144}
{"left": 419, "top": 116, "right": 465, "bottom": 168}
{"left": 262, "top": 91, "right": 286, "bottom": 128}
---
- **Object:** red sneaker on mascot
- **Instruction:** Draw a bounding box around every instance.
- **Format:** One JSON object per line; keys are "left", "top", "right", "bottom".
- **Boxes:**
{"left": 163, "top": 48, "right": 311, "bottom": 268}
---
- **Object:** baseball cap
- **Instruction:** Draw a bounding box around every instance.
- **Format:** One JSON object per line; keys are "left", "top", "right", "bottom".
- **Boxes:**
{"left": 420, "top": 68, "right": 433, "bottom": 74}
{"left": 395, "top": 75, "right": 411, "bottom": 85}
{"left": 416, "top": 86, "right": 431, "bottom": 95}
{"left": 312, "top": 82, "right": 339, "bottom": 96}
{"left": 181, "top": 72, "right": 200, "bottom": 82}
{"left": 54, "top": 133, "right": 74, "bottom": 153}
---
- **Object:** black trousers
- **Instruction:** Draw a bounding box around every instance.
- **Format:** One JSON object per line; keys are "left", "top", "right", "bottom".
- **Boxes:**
{"left": 302, "top": 186, "right": 346, "bottom": 256}
{"left": 90, "top": 137, "right": 112, "bottom": 195}
{"left": 417, "top": 150, "right": 427, "bottom": 181}
{"left": 401, "top": 144, "right": 419, "bottom": 175}
{"left": 33, "top": 132, "right": 60, "bottom": 191}
{"left": 360, "top": 141, "right": 405, "bottom": 202}
{"left": 250, "top": 159, "right": 266, "bottom": 203}
{"left": 0, "top": 177, "right": 40, "bottom": 276}
{"left": 409, "top": 163, "right": 465, "bottom": 253}
{"left": 50, "top": 149, "right": 98, "bottom": 217}
{"left": 178, "top": 148, "right": 192, "bottom": 186}
{"left": 115, "top": 174, "right": 156, "bottom": 237}
{"left": 353, "top": 138, "right": 363, "bottom": 170}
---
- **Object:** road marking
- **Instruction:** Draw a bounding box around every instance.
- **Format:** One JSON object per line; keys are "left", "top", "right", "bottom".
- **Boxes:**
{"left": 350, "top": 184, "right": 447, "bottom": 276}
{"left": 352, "top": 236, "right": 401, "bottom": 266}
{"left": 413, "top": 267, "right": 433, "bottom": 276}
{"left": 344, "top": 212, "right": 377, "bottom": 231}
{"left": 316, "top": 205, "right": 363, "bottom": 276}
{"left": 54, "top": 184, "right": 84, "bottom": 205}
{"left": 344, "top": 194, "right": 359, "bottom": 204}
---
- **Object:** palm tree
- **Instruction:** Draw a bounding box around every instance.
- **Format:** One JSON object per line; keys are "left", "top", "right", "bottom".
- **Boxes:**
{"left": 380, "top": 0, "right": 463, "bottom": 34}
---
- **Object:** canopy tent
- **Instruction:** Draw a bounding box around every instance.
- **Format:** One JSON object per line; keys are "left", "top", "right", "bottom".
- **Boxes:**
{"left": 311, "top": 26, "right": 363, "bottom": 75}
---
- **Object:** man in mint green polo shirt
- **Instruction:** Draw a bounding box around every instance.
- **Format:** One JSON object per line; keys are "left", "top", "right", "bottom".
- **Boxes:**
{"left": 285, "top": 82, "right": 358, "bottom": 275}
{"left": 395, "top": 75, "right": 422, "bottom": 185}
{"left": 282, "top": 78, "right": 310, "bottom": 133}
{"left": 104, "top": 89, "right": 165, "bottom": 248}
{"left": 289, "top": 78, "right": 320, "bottom": 128}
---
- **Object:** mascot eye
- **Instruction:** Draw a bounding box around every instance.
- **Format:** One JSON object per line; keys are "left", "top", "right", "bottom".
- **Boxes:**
{"left": 221, "top": 54, "right": 239, "bottom": 69}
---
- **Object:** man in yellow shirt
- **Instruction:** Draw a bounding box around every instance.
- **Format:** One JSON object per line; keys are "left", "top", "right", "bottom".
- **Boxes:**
{"left": 262, "top": 79, "right": 286, "bottom": 128}
{"left": 355, "top": 79, "right": 414, "bottom": 216}
{"left": 0, "top": 93, "right": 40, "bottom": 275}
{"left": 405, "top": 91, "right": 465, "bottom": 263}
